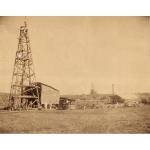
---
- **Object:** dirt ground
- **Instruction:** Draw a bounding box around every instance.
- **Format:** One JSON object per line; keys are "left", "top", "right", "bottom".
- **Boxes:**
{"left": 0, "top": 105, "right": 150, "bottom": 133}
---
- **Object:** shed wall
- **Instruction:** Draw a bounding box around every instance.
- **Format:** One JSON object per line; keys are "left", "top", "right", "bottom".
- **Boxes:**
{"left": 41, "top": 84, "right": 60, "bottom": 105}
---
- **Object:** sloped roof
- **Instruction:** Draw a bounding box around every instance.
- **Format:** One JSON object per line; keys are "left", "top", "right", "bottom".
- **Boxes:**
{"left": 35, "top": 82, "right": 59, "bottom": 92}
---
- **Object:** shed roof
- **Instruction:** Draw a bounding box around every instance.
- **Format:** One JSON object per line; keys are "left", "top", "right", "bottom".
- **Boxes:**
{"left": 35, "top": 82, "right": 59, "bottom": 92}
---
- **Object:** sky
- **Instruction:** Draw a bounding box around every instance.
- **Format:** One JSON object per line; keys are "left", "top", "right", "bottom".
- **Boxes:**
{"left": 0, "top": 16, "right": 150, "bottom": 95}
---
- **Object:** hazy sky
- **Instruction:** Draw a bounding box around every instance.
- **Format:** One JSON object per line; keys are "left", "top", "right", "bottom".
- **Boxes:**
{"left": 0, "top": 16, "right": 150, "bottom": 95}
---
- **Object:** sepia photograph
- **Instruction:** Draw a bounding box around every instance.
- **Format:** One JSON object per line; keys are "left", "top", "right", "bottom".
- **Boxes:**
{"left": 0, "top": 16, "right": 150, "bottom": 133}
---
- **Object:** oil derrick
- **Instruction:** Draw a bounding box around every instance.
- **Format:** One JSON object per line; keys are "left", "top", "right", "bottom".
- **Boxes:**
{"left": 90, "top": 83, "right": 97, "bottom": 96}
{"left": 9, "top": 22, "right": 40, "bottom": 110}
{"left": 112, "top": 84, "right": 115, "bottom": 95}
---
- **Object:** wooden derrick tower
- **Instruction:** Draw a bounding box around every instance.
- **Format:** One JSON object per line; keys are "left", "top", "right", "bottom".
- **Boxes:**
{"left": 9, "top": 22, "right": 40, "bottom": 110}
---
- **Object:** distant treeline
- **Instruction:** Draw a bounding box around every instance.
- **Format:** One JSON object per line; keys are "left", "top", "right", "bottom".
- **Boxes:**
{"left": 0, "top": 93, "right": 9, "bottom": 107}
{"left": 136, "top": 93, "right": 150, "bottom": 104}
{"left": 61, "top": 94, "right": 124, "bottom": 104}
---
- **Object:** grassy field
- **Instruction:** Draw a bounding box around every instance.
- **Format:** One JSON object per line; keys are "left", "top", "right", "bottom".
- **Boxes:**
{"left": 0, "top": 105, "right": 150, "bottom": 133}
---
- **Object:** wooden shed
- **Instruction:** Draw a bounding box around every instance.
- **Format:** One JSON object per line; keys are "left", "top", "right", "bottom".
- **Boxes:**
{"left": 35, "top": 82, "right": 60, "bottom": 107}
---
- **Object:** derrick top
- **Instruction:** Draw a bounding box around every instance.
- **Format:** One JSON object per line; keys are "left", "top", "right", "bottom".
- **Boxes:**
{"left": 24, "top": 21, "right": 27, "bottom": 27}
{"left": 20, "top": 21, "right": 27, "bottom": 31}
